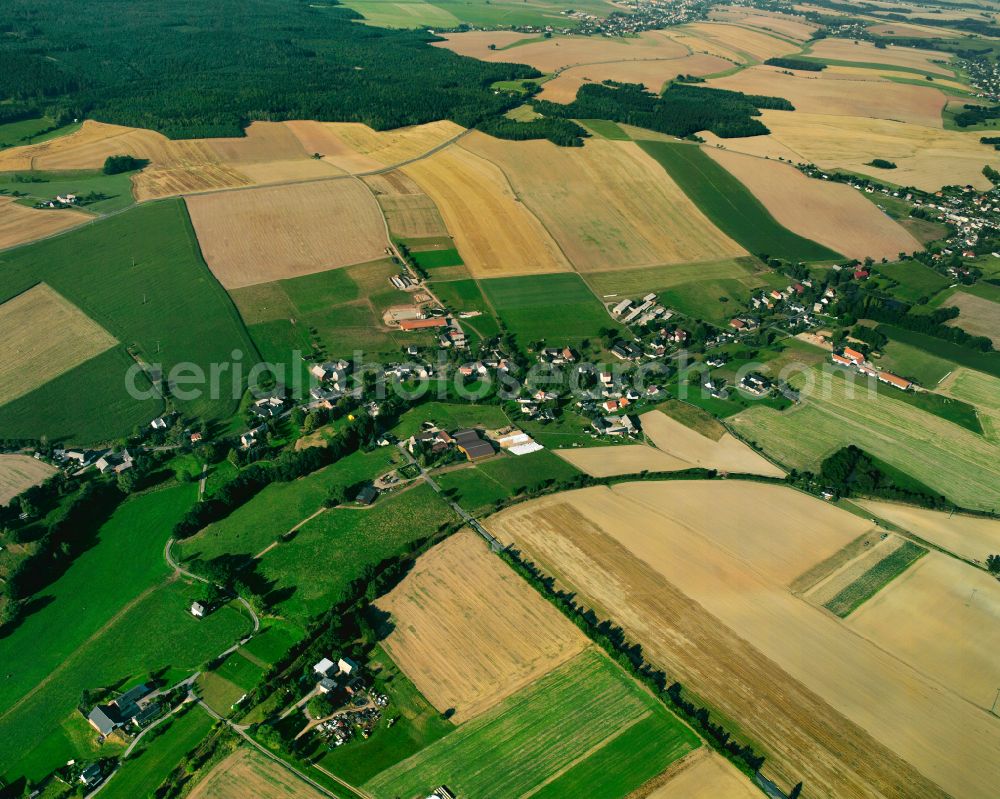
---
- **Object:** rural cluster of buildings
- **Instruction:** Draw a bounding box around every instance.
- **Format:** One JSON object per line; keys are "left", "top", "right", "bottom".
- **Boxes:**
{"left": 32, "top": 193, "right": 79, "bottom": 210}
{"left": 309, "top": 655, "right": 390, "bottom": 748}
{"left": 86, "top": 683, "right": 160, "bottom": 737}
{"left": 831, "top": 347, "right": 913, "bottom": 391}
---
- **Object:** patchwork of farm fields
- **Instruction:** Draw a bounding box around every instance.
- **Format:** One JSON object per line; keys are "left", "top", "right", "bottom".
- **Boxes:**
{"left": 858, "top": 499, "right": 1000, "bottom": 563}
{"left": 487, "top": 483, "right": 1000, "bottom": 799}
{"left": 376, "top": 530, "right": 590, "bottom": 723}
{"left": 730, "top": 367, "right": 1000, "bottom": 510}
{"left": 463, "top": 133, "right": 746, "bottom": 271}
{"left": 637, "top": 140, "right": 840, "bottom": 262}
{"left": 365, "top": 648, "right": 699, "bottom": 799}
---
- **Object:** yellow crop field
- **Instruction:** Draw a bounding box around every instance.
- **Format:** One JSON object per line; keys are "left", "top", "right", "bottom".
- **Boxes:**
{"left": 185, "top": 180, "right": 388, "bottom": 289}
{"left": 944, "top": 291, "right": 1000, "bottom": 346}
{"left": 188, "top": 748, "right": 325, "bottom": 799}
{"left": 402, "top": 144, "right": 571, "bottom": 277}
{"left": 556, "top": 445, "right": 692, "bottom": 477}
{"left": 648, "top": 750, "right": 760, "bottom": 799}
{"left": 362, "top": 170, "right": 449, "bottom": 239}
{"left": 537, "top": 53, "right": 733, "bottom": 103}
{"left": 757, "top": 110, "right": 998, "bottom": 190}
{"left": 487, "top": 484, "right": 1000, "bottom": 799}
{"left": 432, "top": 30, "right": 689, "bottom": 73}
{"left": 0, "top": 284, "right": 118, "bottom": 404}
{"left": 463, "top": 134, "right": 746, "bottom": 271}
{"left": 684, "top": 22, "right": 799, "bottom": 61}
{"left": 0, "top": 196, "right": 90, "bottom": 250}
{"left": 847, "top": 551, "right": 1000, "bottom": 710}
{"left": 705, "top": 148, "right": 922, "bottom": 260}
{"left": 709, "top": 7, "right": 819, "bottom": 41}
{"left": 857, "top": 500, "right": 1000, "bottom": 564}
{"left": 640, "top": 410, "right": 786, "bottom": 478}
{"left": 730, "top": 367, "right": 1000, "bottom": 511}
{"left": 375, "top": 529, "right": 589, "bottom": 723}
{"left": 709, "top": 65, "right": 948, "bottom": 128}
{"left": 807, "top": 38, "right": 956, "bottom": 76}
{"left": 0, "top": 454, "right": 57, "bottom": 505}
{"left": 290, "top": 120, "right": 462, "bottom": 172}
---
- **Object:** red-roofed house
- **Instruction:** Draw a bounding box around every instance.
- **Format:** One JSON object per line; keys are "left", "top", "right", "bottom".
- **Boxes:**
{"left": 878, "top": 372, "right": 912, "bottom": 391}
{"left": 843, "top": 347, "right": 865, "bottom": 364}
{"left": 399, "top": 318, "right": 448, "bottom": 331}
{"left": 831, "top": 353, "right": 852, "bottom": 366}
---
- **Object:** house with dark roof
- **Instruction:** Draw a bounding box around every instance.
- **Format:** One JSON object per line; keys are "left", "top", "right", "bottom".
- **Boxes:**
{"left": 87, "top": 683, "right": 155, "bottom": 735}
{"left": 453, "top": 429, "right": 495, "bottom": 461}
{"left": 355, "top": 485, "right": 379, "bottom": 505}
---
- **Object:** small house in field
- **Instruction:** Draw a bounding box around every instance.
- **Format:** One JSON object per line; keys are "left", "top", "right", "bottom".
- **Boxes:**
{"left": 338, "top": 656, "right": 360, "bottom": 676}
{"left": 190, "top": 601, "right": 206, "bottom": 618}
{"left": 453, "top": 429, "right": 495, "bottom": 461}
{"left": 355, "top": 485, "right": 379, "bottom": 506}
{"left": 79, "top": 764, "right": 103, "bottom": 788}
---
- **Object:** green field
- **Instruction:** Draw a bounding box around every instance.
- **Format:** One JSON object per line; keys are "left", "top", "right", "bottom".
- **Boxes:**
{"left": 661, "top": 269, "right": 788, "bottom": 324}
{"left": 579, "top": 119, "right": 630, "bottom": 140}
{"left": 877, "top": 340, "right": 957, "bottom": 386}
{"left": 365, "top": 648, "right": 699, "bottom": 799}
{"left": 318, "top": 645, "right": 452, "bottom": 785}
{"left": 428, "top": 278, "right": 501, "bottom": 340}
{"left": 585, "top": 257, "right": 764, "bottom": 298}
{"left": 178, "top": 448, "right": 400, "bottom": 566}
{"left": 730, "top": 367, "right": 1000, "bottom": 511}
{"left": 0, "top": 582, "right": 250, "bottom": 783}
{"left": 239, "top": 620, "right": 305, "bottom": 667}
{"left": 877, "top": 325, "right": 1000, "bottom": 379}
{"left": 435, "top": 449, "right": 581, "bottom": 513}
{"left": 481, "top": 273, "right": 620, "bottom": 347}
{"left": 100, "top": 705, "right": 215, "bottom": 799}
{"left": 339, "top": 0, "right": 608, "bottom": 28}
{"left": 198, "top": 651, "right": 266, "bottom": 715}
{"left": 637, "top": 140, "right": 841, "bottom": 262}
{"left": 231, "top": 258, "right": 426, "bottom": 376}
{"left": 255, "top": 484, "right": 458, "bottom": 620}
{"left": 0, "top": 200, "right": 258, "bottom": 441}
{"left": 0, "top": 169, "right": 137, "bottom": 214}
{"left": 824, "top": 541, "right": 927, "bottom": 617}
{"left": 390, "top": 401, "right": 512, "bottom": 439}
{"left": 0, "top": 117, "right": 80, "bottom": 149}
{"left": 874, "top": 261, "right": 950, "bottom": 302}
{"left": 411, "top": 247, "right": 463, "bottom": 269}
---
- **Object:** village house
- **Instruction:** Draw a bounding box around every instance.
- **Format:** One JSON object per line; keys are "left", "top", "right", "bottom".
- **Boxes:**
{"left": 251, "top": 395, "right": 285, "bottom": 419}
{"left": 87, "top": 683, "right": 157, "bottom": 736}
{"left": 355, "top": 485, "right": 379, "bottom": 505}
{"left": 95, "top": 449, "right": 133, "bottom": 475}
{"left": 453, "top": 428, "right": 495, "bottom": 461}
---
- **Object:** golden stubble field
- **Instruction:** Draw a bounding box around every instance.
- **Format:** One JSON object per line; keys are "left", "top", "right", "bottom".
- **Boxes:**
{"left": 0, "top": 283, "right": 118, "bottom": 404}
{"left": 0, "top": 454, "right": 57, "bottom": 505}
{"left": 806, "top": 38, "right": 956, "bottom": 76}
{"left": 462, "top": 133, "right": 746, "bottom": 271}
{"left": 361, "top": 170, "right": 449, "bottom": 239}
{"left": 944, "top": 291, "right": 1000, "bottom": 346}
{"left": 857, "top": 499, "right": 1000, "bottom": 564}
{"left": 487, "top": 482, "right": 1000, "bottom": 799}
{"left": 188, "top": 747, "right": 325, "bottom": 799}
{"left": 682, "top": 22, "right": 800, "bottom": 61}
{"left": 708, "top": 65, "right": 948, "bottom": 128}
{"left": 374, "top": 529, "right": 589, "bottom": 723}
{"left": 0, "top": 196, "right": 90, "bottom": 250}
{"left": 402, "top": 144, "right": 572, "bottom": 277}
{"left": 704, "top": 148, "right": 922, "bottom": 260}
{"left": 708, "top": 7, "right": 819, "bottom": 41}
{"left": 185, "top": 180, "right": 388, "bottom": 289}
{"left": 748, "top": 110, "right": 998, "bottom": 191}
{"left": 648, "top": 749, "right": 761, "bottom": 799}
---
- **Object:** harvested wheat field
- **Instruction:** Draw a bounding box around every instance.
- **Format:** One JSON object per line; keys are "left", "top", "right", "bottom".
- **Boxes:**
{"left": 709, "top": 7, "right": 819, "bottom": 41}
{"left": 537, "top": 53, "right": 734, "bottom": 103}
{"left": 759, "top": 110, "right": 998, "bottom": 190}
{"left": 487, "top": 484, "right": 1000, "bottom": 799}
{"left": 0, "top": 196, "right": 90, "bottom": 250}
{"left": 374, "top": 529, "right": 589, "bottom": 723}
{"left": 857, "top": 500, "right": 1000, "bottom": 563}
{"left": 684, "top": 22, "right": 799, "bottom": 61}
{"left": 669, "top": 27, "right": 747, "bottom": 65}
{"left": 698, "top": 130, "right": 804, "bottom": 161}
{"left": 823, "top": 64, "right": 971, "bottom": 93}
{"left": 847, "top": 551, "right": 1000, "bottom": 710}
{"left": 185, "top": 181, "right": 387, "bottom": 289}
{"left": 362, "top": 170, "right": 449, "bottom": 239}
{"left": 288, "top": 120, "right": 463, "bottom": 173}
{"left": 188, "top": 747, "right": 325, "bottom": 799}
{"left": 463, "top": 134, "right": 745, "bottom": 270}
{"left": 432, "top": 30, "right": 689, "bottom": 73}
{"left": 556, "top": 445, "right": 691, "bottom": 477}
{"left": 0, "top": 454, "right": 56, "bottom": 505}
{"left": 709, "top": 65, "right": 948, "bottom": 127}
{"left": 0, "top": 284, "right": 117, "bottom": 404}
{"left": 640, "top": 410, "right": 786, "bottom": 478}
{"left": 402, "top": 145, "right": 571, "bottom": 277}
{"left": 806, "top": 39, "right": 955, "bottom": 76}
{"left": 944, "top": 291, "right": 1000, "bottom": 346}
{"left": 704, "top": 148, "right": 921, "bottom": 260}
{"left": 648, "top": 749, "right": 760, "bottom": 799}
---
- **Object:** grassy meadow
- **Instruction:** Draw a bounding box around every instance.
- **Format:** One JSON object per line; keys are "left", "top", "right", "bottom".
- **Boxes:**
{"left": 637, "top": 140, "right": 841, "bottom": 262}
{"left": 365, "top": 648, "right": 699, "bottom": 799}
{"left": 0, "top": 169, "right": 136, "bottom": 214}
{"left": 730, "top": 367, "right": 1000, "bottom": 510}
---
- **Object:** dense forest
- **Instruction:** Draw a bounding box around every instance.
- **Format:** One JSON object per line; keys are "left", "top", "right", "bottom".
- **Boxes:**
{"left": 0, "top": 0, "right": 541, "bottom": 138}
{"left": 532, "top": 82, "right": 793, "bottom": 139}
{"left": 764, "top": 57, "right": 825, "bottom": 72}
